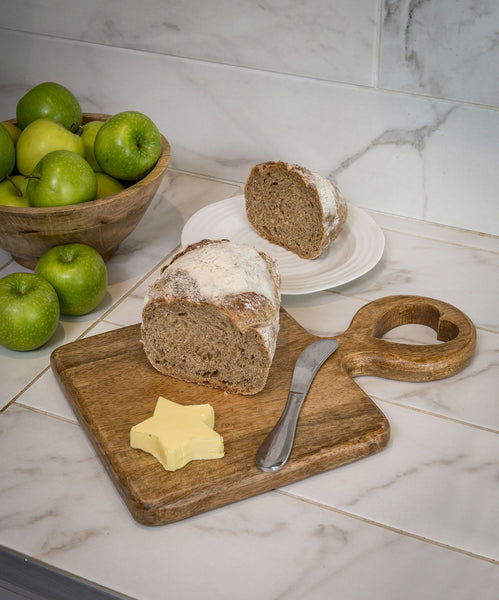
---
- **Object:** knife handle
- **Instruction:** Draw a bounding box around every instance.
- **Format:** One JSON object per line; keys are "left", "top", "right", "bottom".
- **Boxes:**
{"left": 255, "top": 391, "right": 305, "bottom": 472}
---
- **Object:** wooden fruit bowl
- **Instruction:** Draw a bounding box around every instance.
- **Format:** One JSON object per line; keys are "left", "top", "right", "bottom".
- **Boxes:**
{"left": 0, "top": 113, "right": 171, "bottom": 269}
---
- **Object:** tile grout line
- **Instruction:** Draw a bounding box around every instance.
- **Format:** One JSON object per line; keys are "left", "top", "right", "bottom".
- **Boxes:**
{"left": 11, "top": 401, "right": 79, "bottom": 426}
{"left": 1, "top": 27, "right": 498, "bottom": 113}
{"left": 373, "top": 396, "right": 499, "bottom": 435}
{"left": 374, "top": 0, "right": 383, "bottom": 89}
{"left": 378, "top": 225, "right": 499, "bottom": 254}
{"left": 275, "top": 489, "right": 499, "bottom": 565}
{"left": 0, "top": 256, "right": 15, "bottom": 274}
{"left": 0, "top": 366, "right": 51, "bottom": 414}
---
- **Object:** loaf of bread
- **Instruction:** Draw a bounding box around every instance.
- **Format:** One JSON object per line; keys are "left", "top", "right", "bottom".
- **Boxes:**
{"left": 244, "top": 161, "right": 348, "bottom": 259}
{"left": 141, "top": 239, "right": 281, "bottom": 395}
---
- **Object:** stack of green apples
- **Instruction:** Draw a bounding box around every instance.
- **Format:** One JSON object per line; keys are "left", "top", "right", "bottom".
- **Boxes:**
{"left": 0, "top": 81, "right": 162, "bottom": 208}
{"left": 0, "top": 243, "right": 109, "bottom": 351}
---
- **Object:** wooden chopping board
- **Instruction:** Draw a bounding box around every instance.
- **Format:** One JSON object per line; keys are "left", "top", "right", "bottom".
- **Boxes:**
{"left": 50, "top": 295, "right": 476, "bottom": 526}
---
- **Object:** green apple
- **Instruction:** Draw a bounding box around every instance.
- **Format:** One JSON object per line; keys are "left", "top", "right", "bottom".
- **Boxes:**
{"left": 95, "top": 172, "right": 125, "bottom": 199}
{"left": 27, "top": 150, "right": 97, "bottom": 207}
{"left": 0, "top": 123, "right": 16, "bottom": 181}
{"left": 94, "top": 110, "right": 161, "bottom": 181}
{"left": 1, "top": 121, "right": 21, "bottom": 145}
{"left": 0, "top": 175, "right": 29, "bottom": 207}
{"left": 16, "top": 117, "right": 85, "bottom": 176}
{"left": 16, "top": 81, "right": 82, "bottom": 132}
{"left": 0, "top": 272, "right": 60, "bottom": 351}
{"left": 35, "top": 243, "right": 107, "bottom": 316}
{"left": 81, "top": 120, "right": 104, "bottom": 171}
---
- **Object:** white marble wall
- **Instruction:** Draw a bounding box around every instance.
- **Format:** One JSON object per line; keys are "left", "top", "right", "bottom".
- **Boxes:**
{"left": 1, "top": 0, "right": 498, "bottom": 235}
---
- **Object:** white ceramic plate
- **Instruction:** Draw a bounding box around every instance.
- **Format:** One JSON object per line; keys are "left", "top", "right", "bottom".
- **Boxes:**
{"left": 181, "top": 194, "right": 385, "bottom": 295}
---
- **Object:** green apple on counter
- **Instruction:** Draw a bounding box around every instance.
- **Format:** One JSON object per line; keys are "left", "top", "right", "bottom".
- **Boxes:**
{"left": 0, "top": 123, "right": 16, "bottom": 181}
{"left": 35, "top": 243, "right": 108, "bottom": 316}
{"left": 0, "top": 272, "right": 60, "bottom": 351}
{"left": 16, "top": 81, "right": 82, "bottom": 132}
{"left": 95, "top": 172, "right": 125, "bottom": 199}
{"left": 81, "top": 120, "right": 104, "bottom": 171}
{"left": 26, "top": 150, "right": 97, "bottom": 207}
{"left": 0, "top": 175, "right": 29, "bottom": 207}
{"left": 16, "top": 117, "right": 85, "bottom": 176}
{"left": 1, "top": 121, "right": 21, "bottom": 145}
{"left": 94, "top": 110, "right": 161, "bottom": 181}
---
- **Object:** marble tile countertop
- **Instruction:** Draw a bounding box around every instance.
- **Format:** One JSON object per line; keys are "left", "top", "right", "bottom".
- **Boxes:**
{"left": 0, "top": 171, "right": 498, "bottom": 599}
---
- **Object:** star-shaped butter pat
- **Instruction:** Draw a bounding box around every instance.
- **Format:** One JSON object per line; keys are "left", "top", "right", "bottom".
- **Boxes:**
{"left": 130, "top": 396, "right": 224, "bottom": 471}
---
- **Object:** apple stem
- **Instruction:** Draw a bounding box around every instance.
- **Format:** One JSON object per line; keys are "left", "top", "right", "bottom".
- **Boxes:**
{"left": 6, "top": 175, "right": 23, "bottom": 197}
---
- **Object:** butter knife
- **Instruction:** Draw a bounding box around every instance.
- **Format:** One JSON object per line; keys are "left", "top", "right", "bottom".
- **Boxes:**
{"left": 255, "top": 338, "right": 339, "bottom": 472}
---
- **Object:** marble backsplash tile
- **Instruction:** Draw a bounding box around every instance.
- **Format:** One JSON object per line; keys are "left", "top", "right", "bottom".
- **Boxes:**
{"left": 0, "top": 0, "right": 379, "bottom": 86}
{"left": 380, "top": 0, "right": 499, "bottom": 107}
{"left": 3, "top": 0, "right": 497, "bottom": 109}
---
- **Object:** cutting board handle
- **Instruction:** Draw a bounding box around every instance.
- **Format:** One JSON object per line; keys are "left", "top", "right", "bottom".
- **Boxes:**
{"left": 334, "top": 295, "right": 476, "bottom": 382}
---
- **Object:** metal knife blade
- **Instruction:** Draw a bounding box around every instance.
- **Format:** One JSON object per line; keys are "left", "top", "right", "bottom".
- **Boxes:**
{"left": 255, "top": 338, "right": 339, "bottom": 472}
